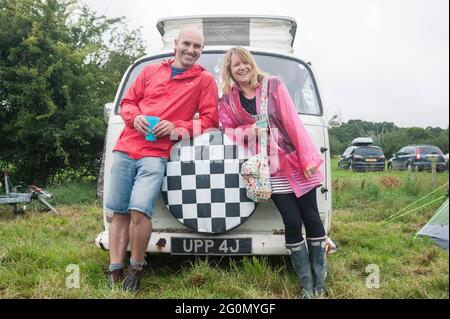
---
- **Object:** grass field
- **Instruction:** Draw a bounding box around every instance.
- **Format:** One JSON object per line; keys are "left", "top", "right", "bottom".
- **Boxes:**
{"left": 0, "top": 160, "right": 448, "bottom": 299}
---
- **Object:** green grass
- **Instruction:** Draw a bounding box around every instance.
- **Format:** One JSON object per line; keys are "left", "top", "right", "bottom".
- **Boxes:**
{"left": 0, "top": 165, "right": 448, "bottom": 299}
{"left": 332, "top": 158, "right": 449, "bottom": 222}
{"left": 46, "top": 181, "right": 98, "bottom": 206}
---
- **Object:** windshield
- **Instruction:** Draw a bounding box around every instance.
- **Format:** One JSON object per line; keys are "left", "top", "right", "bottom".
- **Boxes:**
{"left": 115, "top": 51, "right": 322, "bottom": 116}
{"left": 355, "top": 147, "right": 384, "bottom": 157}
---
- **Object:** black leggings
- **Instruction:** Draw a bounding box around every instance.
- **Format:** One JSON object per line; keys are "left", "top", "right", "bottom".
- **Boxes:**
{"left": 271, "top": 189, "right": 326, "bottom": 245}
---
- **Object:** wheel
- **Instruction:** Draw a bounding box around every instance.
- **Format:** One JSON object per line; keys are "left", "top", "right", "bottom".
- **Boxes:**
{"left": 406, "top": 163, "right": 414, "bottom": 172}
{"left": 349, "top": 161, "right": 353, "bottom": 171}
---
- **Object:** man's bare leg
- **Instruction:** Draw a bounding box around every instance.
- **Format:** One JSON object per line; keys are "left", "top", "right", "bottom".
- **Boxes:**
{"left": 129, "top": 210, "right": 152, "bottom": 267}
{"left": 109, "top": 213, "right": 131, "bottom": 265}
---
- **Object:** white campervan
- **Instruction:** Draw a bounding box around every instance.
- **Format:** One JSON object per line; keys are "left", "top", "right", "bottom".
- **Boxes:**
{"left": 96, "top": 15, "right": 333, "bottom": 256}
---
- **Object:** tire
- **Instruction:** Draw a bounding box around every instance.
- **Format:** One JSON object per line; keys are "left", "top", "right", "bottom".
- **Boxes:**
{"left": 349, "top": 161, "right": 353, "bottom": 172}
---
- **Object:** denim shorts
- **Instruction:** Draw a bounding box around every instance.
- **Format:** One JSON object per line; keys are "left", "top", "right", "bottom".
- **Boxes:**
{"left": 105, "top": 151, "right": 167, "bottom": 219}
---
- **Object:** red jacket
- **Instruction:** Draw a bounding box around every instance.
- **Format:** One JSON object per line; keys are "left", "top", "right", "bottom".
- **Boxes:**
{"left": 114, "top": 60, "right": 219, "bottom": 159}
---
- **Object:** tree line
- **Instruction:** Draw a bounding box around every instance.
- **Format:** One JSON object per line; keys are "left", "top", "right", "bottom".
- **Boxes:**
{"left": 329, "top": 119, "right": 449, "bottom": 158}
{"left": 0, "top": 0, "right": 145, "bottom": 185}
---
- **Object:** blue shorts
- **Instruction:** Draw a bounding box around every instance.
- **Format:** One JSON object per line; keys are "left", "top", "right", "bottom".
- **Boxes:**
{"left": 105, "top": 151, "right": 167, "bottom": 219}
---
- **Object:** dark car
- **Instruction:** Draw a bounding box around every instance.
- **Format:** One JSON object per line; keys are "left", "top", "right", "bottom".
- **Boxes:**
{"left": 387, "top": 145, "right": 447, "bottom": 172}
{"left": 338, "top": 141, "right": 386, "bottom": 172}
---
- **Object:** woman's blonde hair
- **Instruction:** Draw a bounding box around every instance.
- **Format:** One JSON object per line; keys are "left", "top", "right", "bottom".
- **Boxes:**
{"left": 221, "top": 47, "right": 266, "bottom": 95}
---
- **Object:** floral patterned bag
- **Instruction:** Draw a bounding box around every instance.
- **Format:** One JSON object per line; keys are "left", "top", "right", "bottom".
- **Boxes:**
{"left": 240, "top": 76, "right": 272, "bottom": 202}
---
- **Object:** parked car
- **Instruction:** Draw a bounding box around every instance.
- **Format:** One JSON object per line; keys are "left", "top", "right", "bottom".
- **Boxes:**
{"left": 387, "top": 145, "right": 447, "bottom": 172}
{"left": 338, "top": 137, "right": 386, "bottom": 172}
{"left": 96, "top": 15, "right": 335, "bottom": 256}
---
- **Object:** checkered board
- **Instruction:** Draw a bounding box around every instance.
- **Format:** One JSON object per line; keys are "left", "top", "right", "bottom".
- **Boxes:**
{"left": 161, "top": 131, "right": 256, "bottom": 234}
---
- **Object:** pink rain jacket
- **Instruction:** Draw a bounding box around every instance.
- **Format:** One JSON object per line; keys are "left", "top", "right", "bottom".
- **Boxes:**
{"left": 219, "top": 76, "right": 324, "bottom": 198}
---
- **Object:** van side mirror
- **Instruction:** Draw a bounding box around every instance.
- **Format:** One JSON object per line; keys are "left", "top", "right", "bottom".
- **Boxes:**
{"left": 104, "top": 103, "right": 114, "bottom": 123}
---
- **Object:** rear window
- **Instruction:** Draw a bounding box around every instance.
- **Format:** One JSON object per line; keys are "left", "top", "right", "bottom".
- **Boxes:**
{"left": 355, "top": 147, "right": 384, "bottom": 157}
{"left": 418, "top": 146, "right": 443, "bottom": 155}
{"left": 115, "top": 51, "right": 322, "bottom": 116}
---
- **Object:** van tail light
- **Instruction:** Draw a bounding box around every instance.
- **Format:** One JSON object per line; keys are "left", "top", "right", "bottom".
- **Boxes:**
{"left": 353, "top": 155, "right": 363, "bottom": 161}
{"left": 416, "top": 147, "right": 421, "bottom": 160}
{"left": 380, "top": 156, "right": 385, "bottom": 160}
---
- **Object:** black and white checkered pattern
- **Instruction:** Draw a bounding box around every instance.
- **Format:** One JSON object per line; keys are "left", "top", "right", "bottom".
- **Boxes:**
{"left": 162, "top": 131, "right": 256, "bottom": 234}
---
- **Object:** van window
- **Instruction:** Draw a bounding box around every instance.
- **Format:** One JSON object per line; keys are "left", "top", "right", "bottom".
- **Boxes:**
{"left": 116, "top": 52, "right": 322, "bottom": 116}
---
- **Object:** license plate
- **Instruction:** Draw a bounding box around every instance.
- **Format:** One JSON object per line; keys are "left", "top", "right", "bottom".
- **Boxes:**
{"left": 171, "top": 238, "right": 252, "bottom": 255}
{"left": 365, "top": 159, "right": 377, "bottom": 162}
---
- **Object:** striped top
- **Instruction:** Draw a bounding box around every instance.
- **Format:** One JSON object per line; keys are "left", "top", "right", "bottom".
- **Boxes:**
{"left": 271, "top": 172, "right": 322, "bottom": 196}
{"left": 271, "top": 176, "right": 294, "bottom": 194}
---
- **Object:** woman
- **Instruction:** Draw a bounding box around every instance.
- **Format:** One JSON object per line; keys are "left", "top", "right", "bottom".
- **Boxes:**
{"left": 219, "top": 47, "right": 327, "bottom": 298}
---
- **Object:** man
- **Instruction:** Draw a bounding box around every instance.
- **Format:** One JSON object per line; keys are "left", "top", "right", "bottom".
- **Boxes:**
{"left": 105, "top": 26, "right": 219, "bottom": 291}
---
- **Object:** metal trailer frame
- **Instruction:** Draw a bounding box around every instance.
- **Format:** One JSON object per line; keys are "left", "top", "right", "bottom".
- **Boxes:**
{"left": 0, "top": 169, "right": 59, "bottom": 214}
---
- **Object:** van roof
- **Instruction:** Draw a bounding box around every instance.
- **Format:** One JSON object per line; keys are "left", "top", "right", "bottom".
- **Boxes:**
{"left": 156, "top": 15, "right": 298, "bottom": 54}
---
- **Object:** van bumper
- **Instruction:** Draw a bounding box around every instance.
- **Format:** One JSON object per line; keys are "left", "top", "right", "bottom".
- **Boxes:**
{"left": 95, "top": 230, "right": 290, "bottom": 256}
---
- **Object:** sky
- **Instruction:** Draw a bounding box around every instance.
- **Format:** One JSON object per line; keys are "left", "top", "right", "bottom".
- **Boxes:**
{"left": 81, "top": 0, "right": 449, "bottom": 128}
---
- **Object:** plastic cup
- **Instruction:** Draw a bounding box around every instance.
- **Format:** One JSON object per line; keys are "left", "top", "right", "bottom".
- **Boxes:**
{"left": 144, "top": 116, "right": 160, "bottom": 142}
